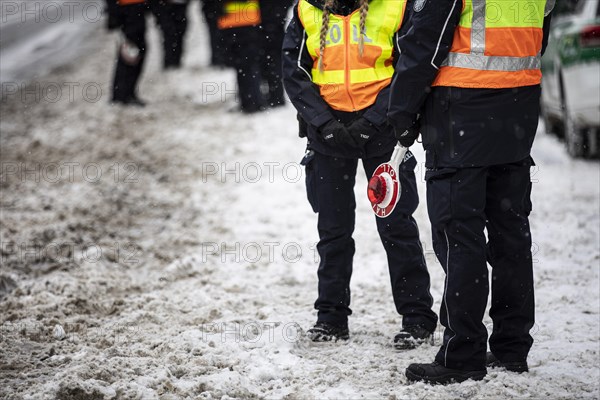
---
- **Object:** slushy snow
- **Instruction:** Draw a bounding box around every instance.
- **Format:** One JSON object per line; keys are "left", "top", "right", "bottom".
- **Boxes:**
{"left": 0, "top": 4, "right": 598, "bottom": 399}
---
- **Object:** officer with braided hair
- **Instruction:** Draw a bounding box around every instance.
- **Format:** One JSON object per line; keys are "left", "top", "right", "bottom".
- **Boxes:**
{"left": 283, "top": 0, "right": 438, "bottom": 346}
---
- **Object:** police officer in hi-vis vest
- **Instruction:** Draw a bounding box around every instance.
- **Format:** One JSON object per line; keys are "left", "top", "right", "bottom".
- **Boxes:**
{"left": 217, "top": 0, "right": 266, "bottom": 113}
{"left": 111, "top": 0, "right": 147, "bottom": 106}
{"left": 387, "top": 0, "right": 555, "bottom": 384}
{"left": 283, "top": 0, "right": 438, "bottom": 346}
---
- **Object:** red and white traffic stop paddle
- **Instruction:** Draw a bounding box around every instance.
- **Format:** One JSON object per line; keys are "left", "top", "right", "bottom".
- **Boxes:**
{"left": 367, "top": 142, "right": 407, "bottom": 218}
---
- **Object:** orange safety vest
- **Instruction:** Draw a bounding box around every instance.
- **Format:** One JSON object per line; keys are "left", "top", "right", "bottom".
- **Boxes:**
{"left": 298, "top": 0, "right": 406, "bottom": 112}
{"left": 217, "top": 0, "right": 261, "bottom": 30}
{"left": 433, "top": 0, "right": 555, "bottom": 89}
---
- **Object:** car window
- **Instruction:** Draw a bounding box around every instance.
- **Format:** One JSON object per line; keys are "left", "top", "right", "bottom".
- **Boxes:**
{"left": 574, "top": 0, "right": 586, "bottom": 13}
{"left": 553, "top": 0, "right": 580, "bottom": 16}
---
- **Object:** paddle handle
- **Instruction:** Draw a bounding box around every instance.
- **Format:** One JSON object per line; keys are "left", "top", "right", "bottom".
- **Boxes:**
{"left": 389, "top": 142, "right": 408, "bottom": 169}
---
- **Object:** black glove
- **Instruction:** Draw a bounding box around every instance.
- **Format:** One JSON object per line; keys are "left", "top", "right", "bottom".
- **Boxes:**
{"left": 394, "top": 119, "right": 420, "bottom": 147}
{"left": 319, "top": 120, "right": 358, "bottom": 147}
{"left": 346, "top": 117, "right": 375, "bottom": 146}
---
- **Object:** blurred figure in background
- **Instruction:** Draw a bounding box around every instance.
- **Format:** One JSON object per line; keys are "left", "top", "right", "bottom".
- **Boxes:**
{"left": 201, "top": 0, "right": 226, "bottom": 67}
{"left": 106, "top": 0, "right": 124, "bottom": 30}
{"left": 217, "top": 0, "right": 266, "bottom": 113}
{"left": 149, "top": 0, "right": 190, "bottom": 69}
{"left": 109, "top": 0, "right": 148, "bottom": 106}
{"left": 258, "top": 0, "right": 293, "bottom": 108}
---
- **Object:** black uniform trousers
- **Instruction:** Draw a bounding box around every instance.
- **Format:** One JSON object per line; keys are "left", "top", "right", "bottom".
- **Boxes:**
{"left": 150, "top": 0, "right": 188, "bottom": 68}
{"left": 259, "top": 1, "right": 292, "bottom": 107}
{"left": 303, "top": 149, "right": 438, "bottom": 332}
{"left": 201, "top": 0, "right": 225, "bottom": 66}
{"left": 112, "top": 3, "right": 147, "bottom": 102}
{"left": 220, "top": 26, "right": 266, "bottom": 113}
{"left": 426, "top": 159, "right": 535, "bottom": 371}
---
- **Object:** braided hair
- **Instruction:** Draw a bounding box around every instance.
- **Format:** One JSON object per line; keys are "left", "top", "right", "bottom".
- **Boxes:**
{"left": 318, "top": 0, "right": 335, "bottom": 72}
{"left": 358, "top": 0, "right": 369, "bottom": 57}
{"left": 318, "top": 0, "right": 370, "bottom": 72}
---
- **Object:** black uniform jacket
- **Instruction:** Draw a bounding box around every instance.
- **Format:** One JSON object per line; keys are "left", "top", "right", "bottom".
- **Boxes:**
{"left": 282, "top": 0, "right": 412, "bottom": 159}
{"left": 387, "top": 0, "right": 552, "bottom": 168}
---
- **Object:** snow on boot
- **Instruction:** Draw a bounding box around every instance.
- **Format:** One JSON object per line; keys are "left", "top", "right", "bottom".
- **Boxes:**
{"left": 306, "top": 322, "right": 349, "bottom": 342}
{"left": 486, "top": 352, "right": 529, "bottom": 373}
{"left": 393, "top": 325, "right": 433, "bottom": 350}
{"left": 406, "top": 361, "right": 486, "bottom": 384}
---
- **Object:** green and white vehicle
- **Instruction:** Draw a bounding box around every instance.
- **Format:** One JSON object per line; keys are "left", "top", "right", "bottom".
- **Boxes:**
{"left": 541, "top": 0, "right": 600, "bottom": 158}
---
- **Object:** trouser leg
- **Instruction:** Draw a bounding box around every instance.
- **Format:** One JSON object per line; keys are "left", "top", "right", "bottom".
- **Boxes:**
{"left": 363, "top": 152, "right": 437, "bottom": 332}
{"left": 307, "top": 152, "right": 358, "bottom": 326}
{"left": 486, "top": 157, "right": 535, "bottom": 362}
{"left": 150, "top": 0, "right": 183, "bottom": 68}
{"left": 262, "top": 24, "right": 285, "bottom": 106}
{"left": 169, "top": 2, "right": 188, "bottom": 67}
{"left": 266, "top": 31, "right": 285, "bottom": 106}
{"left": 228, "top": 29, "right": 265, "bottom": 112}
{"left": 235, "top": 62, "right": 265, "bottom": 112}
{"left": 427, "top": 167, "right": 489, "bottom": 370}
{"left": 112, "top": 4, "right": 146, "bottom": 102}
{"left": 201, "top": 1, "right": 224, "bottom": 66}
{"left": 158, "top": 1, "right": 187, "bottom": 68}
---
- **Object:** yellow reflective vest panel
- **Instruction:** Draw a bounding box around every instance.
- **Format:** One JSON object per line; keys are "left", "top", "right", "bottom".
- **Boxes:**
{"left": 217, "top": 0, "right": 261, "bottom": 29}
{"left": 298, "top": 0, "right": 406, "bottom": 111}
{"left": 433, "top": 0, "right": 555, "bottom": 88}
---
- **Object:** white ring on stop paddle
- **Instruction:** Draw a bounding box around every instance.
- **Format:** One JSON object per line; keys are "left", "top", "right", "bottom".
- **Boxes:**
{"left": 377, "top": 172, "right": 397, "bottom": 208}
{"left": 369, "top": 143, "right": 407, "bottom": 218}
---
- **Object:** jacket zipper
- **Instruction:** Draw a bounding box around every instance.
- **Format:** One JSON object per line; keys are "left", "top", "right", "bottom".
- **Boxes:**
{"left": 343, "top": 17, "right": 357, "bottom": 111}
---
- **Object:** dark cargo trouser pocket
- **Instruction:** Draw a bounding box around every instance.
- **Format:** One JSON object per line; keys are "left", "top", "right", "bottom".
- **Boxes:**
{"left": 424, "top": 168, "right": 457, "bottom": 228}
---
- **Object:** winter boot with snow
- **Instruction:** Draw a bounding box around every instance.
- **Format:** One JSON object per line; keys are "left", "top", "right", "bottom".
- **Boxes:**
{"left": 405, "top": 362, "right": 487, "bottom": 384}
{"left": 306, "top": 322, "right": 349, "bottom": 342}
{"left": 393, "top": 325, "right": 433, "bottom": 350}
{"left": 486, "top": 352, "right": 528, "bottom": 373}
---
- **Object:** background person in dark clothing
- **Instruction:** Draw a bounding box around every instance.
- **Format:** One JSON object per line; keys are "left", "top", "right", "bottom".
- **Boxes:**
{"left": 149, "top": 0, "right": 190, "bottom": 69}
{"left": 107, "top": 0, "right": 188, "bottom": 107}
{"left": 201, "top": 0, "right": 226, "bottom": 67}
{"left": 258, "top": 0, "right": 293, "bottom": 107}
{"left": 106, "top": 0, "right": 124, "bottom": 30}
{"left": 110, "top": 0, "right": 147, "bottom": 106}
{"left": 216, "top": 0, "right": 266, "bottom": 113}
{"left": 387, "top": 0, "right": 555, "bottom": 385}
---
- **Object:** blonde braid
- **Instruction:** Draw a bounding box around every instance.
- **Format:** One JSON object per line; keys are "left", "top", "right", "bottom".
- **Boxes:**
{"left": 318, "top": 0, "right": 335, "bottom": 73}
{"left": 358, "top": 0, "right": 369, "bottom": 57}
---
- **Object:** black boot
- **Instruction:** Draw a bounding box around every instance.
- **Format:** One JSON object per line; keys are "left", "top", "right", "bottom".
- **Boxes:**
{"left": 394, "top": 325, "right": 433, "bottom": 350}
{"left": 486, "top": 352, "right": 528, "bottom": 373}
{"left": 306, "top": 322, "right": 349, "bottom": 342}
{"left": 406, "top": 362, "right": 486, "bottom": 384}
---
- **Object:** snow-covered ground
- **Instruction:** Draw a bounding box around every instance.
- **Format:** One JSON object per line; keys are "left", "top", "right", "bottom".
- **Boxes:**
{"left": 1, "top": 4, "right": 599, "bottom": 399}
{"left": 0, "top": 0, "right": 102, "bottom": 83}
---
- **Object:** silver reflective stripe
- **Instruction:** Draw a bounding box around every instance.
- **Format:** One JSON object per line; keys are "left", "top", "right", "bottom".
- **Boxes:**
{"left": 471, "top": 0, "right": 486, "bottom": 55}
{"left": 443, "top": 52, "right": 541, "bottom": 71}
{"left": 442, "top": 0, "right": 545, "bottom": 72}
{"left": 544, "top": 0, "right": 555, "bottom": 16}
